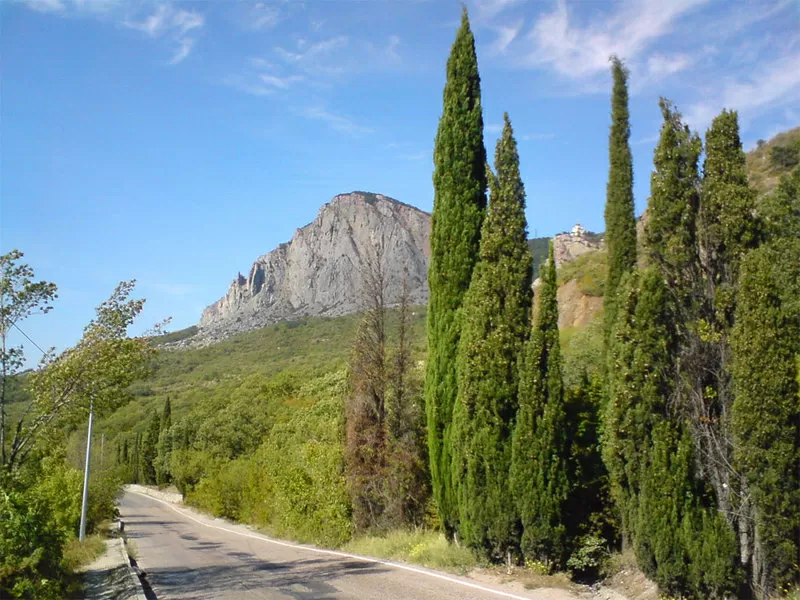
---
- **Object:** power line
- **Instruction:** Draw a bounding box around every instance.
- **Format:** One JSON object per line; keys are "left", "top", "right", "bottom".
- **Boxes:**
{"left": 11, "top": 322, "right": 48, "bottom": 357}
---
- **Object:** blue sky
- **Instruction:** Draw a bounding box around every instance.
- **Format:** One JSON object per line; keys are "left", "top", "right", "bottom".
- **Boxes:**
{"left": 2, "top": 0, "right": 799, "bottom": 358}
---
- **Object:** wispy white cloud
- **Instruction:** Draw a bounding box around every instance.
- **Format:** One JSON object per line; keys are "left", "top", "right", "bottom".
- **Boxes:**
{"left": 71, "top": 0, "right": 119, "bottom": 13}
{"left": 248, "top": 1, "right": 281, "bottom": 30}
{"left": 685, "top": 51, "right": 800, "bottom": 132}
{"left": 646, "top": 53, "right": 693, "bottom": 79}
{"left": 298, "top": 106, "right": 374, "bottom": 136}
{"left": 275, "top": 36, "right": 349, "bottom": 76}
{"left": 19, "top": 0, "right": 66, "bottom": 12}
{"left": 475, "top": 0, "right": 523, "bottom": 19}
{"left": 223, "top": 74, "right": 275, "bottom": 97}
{"left": 18, "top": 0, "right": 204, "bottom": 65}
{"left": 485, "top": 123, "right": 503, "bottom": 134}
{"left": 259, "top": 73, "right": 304, "bottom": 90}
{"left": 125, "top": 4, "right": 170, "bottom": 37}
{"left": 168, "top": 38, "right": 194, "bottom": 65}
{"left": 525, "top": 0, "right": 710, "bottom": 81}
{"left": 489, "top": 19, "right": 523, "bottom": 55}
{"left": 124, "top": 4, "right": 204, "bottom": 64}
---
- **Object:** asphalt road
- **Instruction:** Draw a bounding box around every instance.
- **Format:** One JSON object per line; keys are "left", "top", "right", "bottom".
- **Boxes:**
{"left": 118, "top": 490, "right": 579, "bottom": 600}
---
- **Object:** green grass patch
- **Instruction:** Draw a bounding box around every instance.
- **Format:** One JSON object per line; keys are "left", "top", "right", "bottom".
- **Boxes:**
{"left": 344, "top": 530, "right": 478, "bottom": 573}
{"left": 62, "top": 535, "right": 106, "bottom": 572}
{"left": 557, "top": 250, "right": 607, "bottom": 297}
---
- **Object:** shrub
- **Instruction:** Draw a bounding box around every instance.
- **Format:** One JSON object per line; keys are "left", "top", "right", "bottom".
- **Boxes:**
{"left": 0, "top": 488, "right": 67, "bottom": 600}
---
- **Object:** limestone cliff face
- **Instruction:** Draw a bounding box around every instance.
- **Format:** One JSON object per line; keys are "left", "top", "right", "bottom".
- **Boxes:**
{"left": 199, "top": 192, "right": 431, "bottom": 340}
{"left": 552, "top": 228, "right": 604, "bottom": 266}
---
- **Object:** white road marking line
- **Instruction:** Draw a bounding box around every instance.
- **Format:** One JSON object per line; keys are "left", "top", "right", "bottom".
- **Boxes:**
{"left": 125, "top": 489, "right": 537, "bottom": 600}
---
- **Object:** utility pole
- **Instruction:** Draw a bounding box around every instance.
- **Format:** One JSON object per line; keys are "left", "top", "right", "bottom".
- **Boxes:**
{"left": 79, "top": 399, "right": 94, "bottom": 542}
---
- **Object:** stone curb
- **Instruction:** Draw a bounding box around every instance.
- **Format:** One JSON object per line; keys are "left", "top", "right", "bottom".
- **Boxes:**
{"left": 113, "top": 535, "right": 148, "bottom": 600}
{"left": 125, "top": 483, "right": 183, "bottom": 504}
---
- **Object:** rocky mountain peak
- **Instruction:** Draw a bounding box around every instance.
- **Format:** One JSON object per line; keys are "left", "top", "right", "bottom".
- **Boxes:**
{"left": 197, "top": 192, "right": 431, "bottom": 343}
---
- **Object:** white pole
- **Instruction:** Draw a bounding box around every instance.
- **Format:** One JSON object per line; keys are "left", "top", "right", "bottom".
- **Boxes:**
{"left": 79, "top": 400, "right": 94, "bottom": 542}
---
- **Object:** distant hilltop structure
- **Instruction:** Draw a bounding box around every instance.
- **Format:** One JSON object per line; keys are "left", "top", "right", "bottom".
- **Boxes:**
{"left": 553, "top": 224, "right": 603, "bottom": 266}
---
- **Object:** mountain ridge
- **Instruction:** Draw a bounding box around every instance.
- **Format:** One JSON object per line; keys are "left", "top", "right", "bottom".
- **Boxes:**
{"left": 197, "top": 191, "right": 431, "bottom": 344}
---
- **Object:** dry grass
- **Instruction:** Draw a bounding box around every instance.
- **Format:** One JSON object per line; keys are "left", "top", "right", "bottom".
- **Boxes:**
{"left": 746, "top": 126, "right": 800, "bottom": 195}
{"left": 343, "top": 529, "right": 478, "bottom": 574}
{"left": 62, "top": 535, "right": 107, "bottom": 572}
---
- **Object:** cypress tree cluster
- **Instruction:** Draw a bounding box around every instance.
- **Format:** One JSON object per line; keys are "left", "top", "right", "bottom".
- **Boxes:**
{"left": 602, "top": 69, "right": 800, "bottom": 597}
{"left": 452, "top": 114, "right": 531, "bottom": 558}
{"left": 425, "top": 8, "right": 487, "bottom": 533}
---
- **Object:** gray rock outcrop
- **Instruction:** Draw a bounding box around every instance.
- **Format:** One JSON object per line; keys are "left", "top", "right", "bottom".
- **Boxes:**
{"left": 198, "top": 192, "right": 431, "bottom": 342}
{"left": 552, "top": 225, "right": 604, "bottom": 266}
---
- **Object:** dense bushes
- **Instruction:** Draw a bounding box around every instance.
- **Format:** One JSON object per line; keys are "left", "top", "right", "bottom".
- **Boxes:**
{"left": 0, "top": 456, "right": 121, "bottom": 599}
{"left": 174, "top": 371, "right": 352, "bottom": 547}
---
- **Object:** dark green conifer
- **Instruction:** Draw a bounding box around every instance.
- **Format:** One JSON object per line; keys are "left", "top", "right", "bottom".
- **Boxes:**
{"left": 156, "top": 397, "right": 173, "bottom": 485}
{"left": 603, "top": 268, "right": 675, "bottom": 543}
{"left": 731, "top": 239, "right": 800, "bottom": 596}
{"left": 605, "top": 268, "right": 741, "bottom": 598}
{"left": 160, "top": 397, "right": 172, "bottom": 432}
{"left": 699, "top": 109, "right": 760, "bottom": 324}
{"left": 141, "top": 414, "right": 160, "bottom": 485}
{"left": 452, "top": 114, "right": 531, "bottom": 558}
{"left": 603, "top": 56, "right": 637, "bottom": 345}
{"left": 425, "top": 7, "right": 487, "bottom": 532}
{"left": 511, "top": 242, "right": 568, "bottom": 566}
{"left": 645, "top": 99, "right": 702, "bottom": 307}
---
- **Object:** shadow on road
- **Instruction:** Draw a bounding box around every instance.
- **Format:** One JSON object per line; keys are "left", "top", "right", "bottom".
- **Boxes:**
{"left": 142, "top": 554, "right": 391, "bottom": 600}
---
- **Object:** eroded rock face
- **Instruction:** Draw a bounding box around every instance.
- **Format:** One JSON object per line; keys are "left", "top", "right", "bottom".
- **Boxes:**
{"left": 198, "top": 192, "right": 431, "bottom": 342}
{"left": 553, "top": 230, "right": 604, "bottom": 266}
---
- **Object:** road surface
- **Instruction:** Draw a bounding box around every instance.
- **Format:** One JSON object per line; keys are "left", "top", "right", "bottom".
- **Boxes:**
{"left": 118, "top": 490, "right": 580, "bottom": 600}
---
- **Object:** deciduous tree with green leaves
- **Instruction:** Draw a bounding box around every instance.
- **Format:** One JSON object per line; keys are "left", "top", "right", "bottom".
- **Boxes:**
{"left": 425, "top": 7, "right": 487, "bottom": 533}
{"left": 1, "top": 250, "right": 57, "bottom": 468}
{"left": 452, "top": 114, "right": 531, "bottom": 558}
{"left": 5, "top": 280, "right": 157, "bottom": 472}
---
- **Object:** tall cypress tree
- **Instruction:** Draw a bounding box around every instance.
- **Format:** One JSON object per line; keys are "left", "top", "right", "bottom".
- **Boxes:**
{"left": 644, "top": 99, "right": 701, "bottom": 309}
{"left": 731, "top": 239, "right": 800, "bottom": 597}
{"left": 603, "top": 56, "right": 637, "bottom": 346}
{"left": 511, "top": 242, "right": 569, "bottom": 566}
{"left": 603, "top": 269, "right": 676, "bottom": 544}
{"left": 156, "top": 397, "right": 173, "bottom": 485}
{"left": 425, "top": 7, "right": 487, "bottom": 533}
{"left": 452, "top": 114, "right": 531, "bottom": 558}
{"left": 141, "top": 414, "right": 160, "bottom": 485}
{"left": 700, "top": 109, "right": 759, "bottom": 325}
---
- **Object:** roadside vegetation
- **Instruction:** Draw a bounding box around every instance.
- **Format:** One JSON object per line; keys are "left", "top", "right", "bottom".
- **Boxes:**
{"left": 1, "top": 254, "right": 153, "bottom": 598}
{"left": 344, "top": 530, "right": 477, "bottom": 573}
